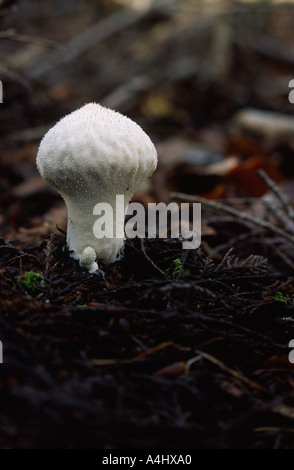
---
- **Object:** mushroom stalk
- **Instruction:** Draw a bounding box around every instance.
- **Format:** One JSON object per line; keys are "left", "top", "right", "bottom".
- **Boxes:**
{"left": 66, "top": 194, "right": 126, "bottom": 267}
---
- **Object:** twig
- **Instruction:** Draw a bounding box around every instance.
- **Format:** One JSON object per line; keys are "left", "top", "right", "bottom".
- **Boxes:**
{"left": 271, "top": 247, "right": 294, "bottom": 271}
{"left": 210, "top": 229, "right": 261, "bottom": 255}
{"left": 0, "top": 29, "right": 64, "bottom": 49}
{"left": 160, "top": 281, "right": 231, "bottom": 310}
{"left": 183, "top": 305, "right": 287, "bottom": 349}
{"left": 0, "top": 253, "right": 43, "bottom": 268}
{"left": 23, "top": 3, "right": 174, "bottom": 81}
{"left": 263, "top": 198, "right": 294, "bottom": 236}
{"left": 171, "top": 192, "right": 294, "bottom": 245}
{"left": 195, "top": 349, "right": 264, "bottom": 390}
{"left": 0, "top": 64, "right": 32, "bottom": 88}
{"left": 91, "top": 341, "right": 172, "bottom": 366}
{"left": 217, "top": 197, "right": 261, "bottom": 204}
{"left": 258, "top": 169, "right": 294, "bottom": 222}
{"left": 140, "top": 239, "right": 168, "bottom": 278}
{"left": 217, "top": 247, "right": 234, "bottom": 270}
{"left": 236, "top": 30, "right": 294, "bottom": 67}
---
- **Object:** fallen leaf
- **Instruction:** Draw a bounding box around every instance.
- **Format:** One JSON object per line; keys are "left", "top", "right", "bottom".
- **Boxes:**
{"left": 228, "top": 156, "right": 283, "bottom": 197}
{"left": 153, "top": 361, "right": 187, "bottom": 378}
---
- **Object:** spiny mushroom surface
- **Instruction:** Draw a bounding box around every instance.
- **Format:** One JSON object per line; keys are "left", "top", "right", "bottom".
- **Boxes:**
{"left": 37, "top": 103, "right": 157, "bottom": 272}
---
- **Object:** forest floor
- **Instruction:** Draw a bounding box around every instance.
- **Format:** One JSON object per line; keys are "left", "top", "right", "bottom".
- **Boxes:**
{"left": 0, "top": 0, "right": 294, "bottom": 449}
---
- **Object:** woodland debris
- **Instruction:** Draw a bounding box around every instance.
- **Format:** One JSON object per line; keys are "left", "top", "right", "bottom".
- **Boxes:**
{"left": 234, "top": 109, "right": 294, "bottom": 137}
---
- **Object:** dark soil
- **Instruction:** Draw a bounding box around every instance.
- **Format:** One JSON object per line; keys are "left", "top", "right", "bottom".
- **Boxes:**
{"left": 1, "top": 217, "right": 294, "bottom": 449}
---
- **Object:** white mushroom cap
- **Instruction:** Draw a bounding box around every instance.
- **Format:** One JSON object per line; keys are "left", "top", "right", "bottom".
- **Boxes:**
{"left": 37, "top": 103, "right": 157, "bottom": 271}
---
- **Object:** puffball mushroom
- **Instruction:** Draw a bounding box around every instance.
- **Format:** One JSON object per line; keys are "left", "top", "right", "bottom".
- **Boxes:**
{"left": 37, "top": 103, "right": 157, "bottom": 272}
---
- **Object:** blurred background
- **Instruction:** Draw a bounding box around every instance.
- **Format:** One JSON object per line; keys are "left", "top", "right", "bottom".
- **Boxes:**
{"left": 1, "top": 0, "right": 294, "bottom": 237}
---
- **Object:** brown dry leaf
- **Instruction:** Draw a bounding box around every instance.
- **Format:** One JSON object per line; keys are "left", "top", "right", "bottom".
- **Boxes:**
{"left": 202, "top": 183, "right": 227, "bottom": 200}
{"left": 226, "top": 135, "right": 264, "bottom": 159}
{"left": 153, "top": 361, "right": 187, "bottom": 378}
{"left": 228, "top": 155, "right": 283, "bottom": 197}
{"left": 263, "top": 355, "right": 291, "bottom": 368}
{"left": 133, "top": 341, "right": 172, "bottom": 360}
